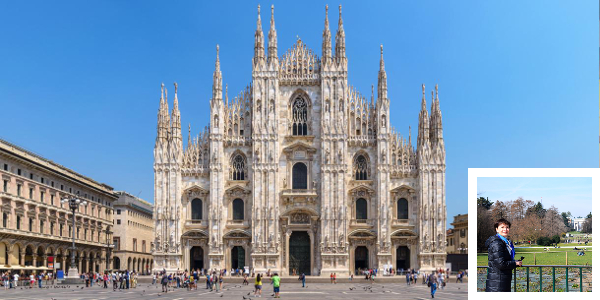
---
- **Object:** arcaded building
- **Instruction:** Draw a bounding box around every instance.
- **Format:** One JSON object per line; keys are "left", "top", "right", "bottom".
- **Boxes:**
{"left": 0, "top": 138, "right": 116, "bottom": 275}
{"left": 152, "top": 5, "right": 447, "bottom": 275}
{"left": 112, "top": 191, "right": 154, "bottom": 273}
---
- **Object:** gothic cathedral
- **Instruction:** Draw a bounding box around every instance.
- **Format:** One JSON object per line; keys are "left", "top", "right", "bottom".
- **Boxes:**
{"left": 152, "top": 5, "right": 446, "bottom": 275}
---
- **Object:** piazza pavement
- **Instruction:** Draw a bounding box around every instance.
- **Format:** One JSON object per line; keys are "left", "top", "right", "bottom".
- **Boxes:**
{"left": 0, "top": 277, "right": 468, "bottom": 299}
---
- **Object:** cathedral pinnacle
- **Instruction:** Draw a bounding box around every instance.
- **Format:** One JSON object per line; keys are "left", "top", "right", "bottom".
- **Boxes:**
{"left": 377, "top": 44, "right": 388, "bottom": 102}
{"left": 335, "top": 4, "right": 346, "bottom": 60}
{"left": 254, "top": 4, "right": 265, "bottom": 66}
{"left": 212, "top": 44, "right": 223, "bottom": 101}
{"left": 322, "top": 5, "right": 332, "bottom": 62}
{"left": 268, "top": 5, "right": 278, "bottom": 63}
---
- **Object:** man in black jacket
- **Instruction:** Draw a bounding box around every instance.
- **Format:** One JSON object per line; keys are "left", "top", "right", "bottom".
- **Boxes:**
{"left": 485, "top": 218, "right": 522, "bottom": 292}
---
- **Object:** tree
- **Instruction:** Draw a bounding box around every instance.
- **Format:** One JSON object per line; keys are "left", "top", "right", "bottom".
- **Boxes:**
{"left": 526, "top": 201, "right": 546, "bottom": 218}
{"left": 581, "top": 217, "right": 592, "bottom": 233}
{"left": 477, "top": 206, "right": 496, "bottom": 251}
{"left": 544, "top": 206, "right": 568, "bottom": 238}
{"left": 586, "top": 212, "right": 592, "bottom": 219}
{"left": 561, "top": 211, "right": 572, "bottom": 228}
{"left": 490, "top": 200, "right": 508, "bottom": 220}
{"left": 477, "top": 197, "right": 493, "bottom": 210}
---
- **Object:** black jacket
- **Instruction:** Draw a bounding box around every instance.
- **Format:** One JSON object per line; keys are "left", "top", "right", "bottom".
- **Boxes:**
{"left": 485, "top": 235, "right": 516, "bottom": 292}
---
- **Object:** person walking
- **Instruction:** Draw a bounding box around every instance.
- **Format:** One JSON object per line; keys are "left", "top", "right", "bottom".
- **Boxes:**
{"left": 428, "top": 273, "right": 438, "bottom": 298}
{"left": 254, "top": 273, "right": 263, "bottom": 297}
{"left": 406, "top": 270, "right": 411, "bottom": 285}
{"left": 161, "top": 273, "right": 168, "bottom": 293}
{"left": 299, "top": 272, "right": 305, "bottom": 288}
{"left": 271, "top": 272, "right": 281, "bottom": 298}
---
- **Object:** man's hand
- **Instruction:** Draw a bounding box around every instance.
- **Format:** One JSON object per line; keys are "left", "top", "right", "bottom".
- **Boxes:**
{"left": 515, "top": 261, "right": 523, "bottom": 267}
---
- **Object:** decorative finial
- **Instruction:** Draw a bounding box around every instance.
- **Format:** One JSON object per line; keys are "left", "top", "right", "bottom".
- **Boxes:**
{"left": 225, "top": 84, "right": 228, "bottom": 101}
{"left": 422, "top": 84, "right": 425, "bottom": 95}
{"left": 216, "top": 44, "right": 219, "bottom": 56}
{"left": 326, "top": 4, "right": 328, "bottom": 14}
{"left": 380, "top": 44, "right": 383, "bottom": 55}
{"left": 339, "top": 4, "right": 342, "bottom": 18}
{"left": 435, "top": 84, "right": 438, "bottom": 98}
{"left": 371, "top": 85, "right": 374, "bottom": 100}
{"left": 174, "top": 82, "right": 178, "bottom": 94}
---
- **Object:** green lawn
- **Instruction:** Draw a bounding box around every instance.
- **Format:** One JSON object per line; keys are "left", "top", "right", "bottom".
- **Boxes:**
{"left": 477, "top": 250, "right": 592, "bottom": 266}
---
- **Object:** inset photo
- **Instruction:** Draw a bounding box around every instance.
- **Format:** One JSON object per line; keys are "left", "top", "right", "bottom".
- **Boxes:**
{"left": 468, "top": 169, "right": 598, "bottom": 294}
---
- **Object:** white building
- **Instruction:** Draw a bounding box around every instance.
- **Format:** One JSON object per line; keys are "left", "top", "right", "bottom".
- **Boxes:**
{"left": 152, "top": 5, "right": 446, "bottom": 275}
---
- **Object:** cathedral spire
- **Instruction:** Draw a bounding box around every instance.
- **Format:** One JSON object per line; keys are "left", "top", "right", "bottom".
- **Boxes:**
{"left": 171, "top": 82, "right": 181, "bottom": 142}
{"left": 268, "top": 5, "right": 278, "bottom": 63}
{"left": 418, "top": 84, "right": 429, "bottom": 148}
{"left": 212, "top": 44, "right": 223, "bottom": 102}
{"left": 188, "top": 123, "right": 191, "bottom": 146}
{"left": 431, "top": 84, "right": 443, "bottom": 141}
{"left": 335, "top": 5, "right": 346, "bottom": 61}
{"left": 156, "top": 83, "right": 168, "bottom": 141}
{"left": 322, "top": 5, "right": 332, "bottom": 65}
{"left": 377, "top": 44, "right": 388, "bottom": 103}
{"left": 254, "top": 4, "right": 265, "bottom": 67}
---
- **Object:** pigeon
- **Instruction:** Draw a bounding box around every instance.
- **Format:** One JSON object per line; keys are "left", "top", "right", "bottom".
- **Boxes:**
{"left": 243, "top": 296, "right": 248, "bottom": 299}
{"left": 81, "top": 287, "right": 84, "bottom": 289}
{"left": 220, "top": 294, "right": 224, "bottom": 297}
{"left": 247, "top": 292, "right": 251, "bottom": 295}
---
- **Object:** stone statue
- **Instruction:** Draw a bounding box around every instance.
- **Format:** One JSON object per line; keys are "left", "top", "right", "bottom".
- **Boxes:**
{"left": 283, "top": 178, "right": 287, "bottom": 188}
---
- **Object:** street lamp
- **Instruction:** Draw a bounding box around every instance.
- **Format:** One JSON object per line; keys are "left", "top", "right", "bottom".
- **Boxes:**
{"left": 61, "top": 195, "right": 87, "bottom": 279}
{"left": 102, "top": 225, "right": 114, "bottom": 272}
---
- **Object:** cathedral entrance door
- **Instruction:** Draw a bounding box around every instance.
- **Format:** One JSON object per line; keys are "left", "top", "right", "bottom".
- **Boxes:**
{"left": 355, "top": 246, "right": 368, "bottom": 271}
{"left": 190, "top": 246, "right": 204, "bottom": 271}
{"left": 289, "top": 231, "right": 310, "bottom": 275}
{"left": 231, "top": 246, "right": 245, "bottom": 270}
{"left": 396, "top": 246, "right": 410, "bottom": 270}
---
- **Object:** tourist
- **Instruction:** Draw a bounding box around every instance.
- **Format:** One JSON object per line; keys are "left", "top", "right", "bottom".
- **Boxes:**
{"left": 254, "top": 273, "right": 263, "bottom": 297}
{"left": 243, "top": 273, "right": 249, "bottom": 285}
{"left": 206, "top": 272, "right": 211, "bottom": 289}
{"left": 406, "top": 269, "right": 411, "bottom": 285}
{"left": 484, "top": 218, "right": 522, "bottom": 292}
{"left": 161, "top": 272, "right": 168, "bottom": 292}
{"left": 428, "top": 272, "right": 437, "bottom": 298}
{"left": 152, "top": 272, "right": 156, "bottom": 285}
{"left": 271, "top": 272, "right": 281, "bottom": 298}
{"left": 299, "top": 272, "right": 305, "bottom": 287}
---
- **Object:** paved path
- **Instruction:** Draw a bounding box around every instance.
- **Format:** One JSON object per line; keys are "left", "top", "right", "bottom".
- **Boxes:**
{"left": 0, "top": 281, "right": 468, "bottom": 299}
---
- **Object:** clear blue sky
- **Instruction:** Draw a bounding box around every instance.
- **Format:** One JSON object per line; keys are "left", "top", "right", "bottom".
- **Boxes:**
{"left": 0, "top": 1, "right": 597, "bottom": 229}
{"left": 477, "top": 177, "right": 592, "bottom": 219}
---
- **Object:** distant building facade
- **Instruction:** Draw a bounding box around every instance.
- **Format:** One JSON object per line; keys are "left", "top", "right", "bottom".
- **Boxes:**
{"left": 112, "top": 191, "right": 154, "bottom": 273}
{"left": 0, "top": 138, "right": 116, "bottom": 275}
{"left": 569, "top": 217, "right": 586, "bottom": 231}
{"left": 446, "top": 214, "right": 467, "bottom": 254}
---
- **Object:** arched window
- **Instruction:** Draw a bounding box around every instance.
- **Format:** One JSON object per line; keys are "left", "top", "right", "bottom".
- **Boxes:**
{"left": 191, "top": 199, "right": 203, "bottom": 220}
{"left": 397, "top": 198, "right": 408, "bottom": 219}
{"left": 232, "top": 198, "right": 244, "bottom": 221}
{"left": 292, "top": 163, "right": 308, "bottom": 189}
{"left": 354, "top": 155, "right": 369, "bottom": 180}
{"left": 292, "top": 96, "right": 308, "bottom": 136}
{"left": 231, "top": 153, "right": 247, "bottom": 180}
{"left": 356, "top": 198, "right": 367, "bottom": 220}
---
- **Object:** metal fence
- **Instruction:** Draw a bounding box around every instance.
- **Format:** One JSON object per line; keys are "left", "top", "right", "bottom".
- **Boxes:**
{"left": 477, "top": 265, "right": 592, "bottom": 292}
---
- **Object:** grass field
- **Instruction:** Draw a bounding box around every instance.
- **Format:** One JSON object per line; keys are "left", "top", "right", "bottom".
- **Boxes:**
{"left": 477, "top": 249, "right": 592, "bottom": 266}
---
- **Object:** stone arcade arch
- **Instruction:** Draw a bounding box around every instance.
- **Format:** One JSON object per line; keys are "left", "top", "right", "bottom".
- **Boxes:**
{"left": 390, "top": 229, "right": 418, "bottom": 272}
{"left": 348, "top": 229, "right": 376, "bottom": 275}
{"left": 182, "top": 230, "right": 209, "bottom": 272}
{"left": 223, "top": 230, "right": 251, "bottom": 272}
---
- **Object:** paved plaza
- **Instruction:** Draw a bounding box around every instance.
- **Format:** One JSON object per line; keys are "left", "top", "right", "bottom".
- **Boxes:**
{"left": 0, "top": 280, "right": 468, "bottom": 299}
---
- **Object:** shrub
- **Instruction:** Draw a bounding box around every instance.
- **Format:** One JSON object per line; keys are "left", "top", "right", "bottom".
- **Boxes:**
{"left": 551, "top": 235, "right": 561, "bottom": 244}
{"left": 537, "top": 237, "right": 552, "bottom": 246}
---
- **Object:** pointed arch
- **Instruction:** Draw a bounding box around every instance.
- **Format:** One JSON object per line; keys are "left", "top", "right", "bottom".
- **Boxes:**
{"left": 230, "top": 150, "right": 248, "bottom": 180}
{"left": 289, "top": 89, "right": 312, "bottom": 136}
{"left": 353, "top": 152, "right": 370, "bottom": 180}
